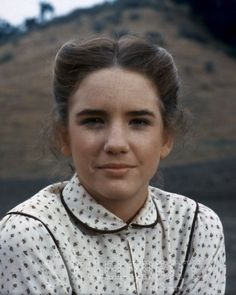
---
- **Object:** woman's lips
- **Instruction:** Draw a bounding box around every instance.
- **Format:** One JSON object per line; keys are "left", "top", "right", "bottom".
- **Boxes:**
{"left": 97, "top": 163, "right": 136, "bottom": 177}
{"left": 99, "top": 163, "right": 135, "bottom": 169}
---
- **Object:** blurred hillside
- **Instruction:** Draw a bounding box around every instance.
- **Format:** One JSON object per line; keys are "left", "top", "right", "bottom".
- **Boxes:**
{"left": 0, "top": 0, "right": 236, "bottom": 179}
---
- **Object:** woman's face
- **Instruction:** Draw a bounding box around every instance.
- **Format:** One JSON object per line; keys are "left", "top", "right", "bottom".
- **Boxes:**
{"left": 62, "top": 68, "right": 173, "bottom": 205}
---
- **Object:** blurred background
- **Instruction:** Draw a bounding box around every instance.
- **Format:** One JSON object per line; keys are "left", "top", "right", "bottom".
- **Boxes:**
{"left": 0, "top": 0, "right": 235, "bottom": 293}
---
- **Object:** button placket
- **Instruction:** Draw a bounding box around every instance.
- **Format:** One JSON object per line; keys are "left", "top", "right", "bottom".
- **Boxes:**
{"left": 126, "top": 229, "right": 147, "bottom": 295}
{"left": 126, "top": 238, "right": 139, "bottom": 294}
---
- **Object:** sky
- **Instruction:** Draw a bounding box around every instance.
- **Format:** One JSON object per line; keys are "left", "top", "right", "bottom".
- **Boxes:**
{"left": 0, "top": 0, "right": 111, "bottom": 26}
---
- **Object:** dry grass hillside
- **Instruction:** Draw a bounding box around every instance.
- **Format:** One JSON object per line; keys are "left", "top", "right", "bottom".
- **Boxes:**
{"left": 0, "top": 0, "right": 235, "bottom": 179}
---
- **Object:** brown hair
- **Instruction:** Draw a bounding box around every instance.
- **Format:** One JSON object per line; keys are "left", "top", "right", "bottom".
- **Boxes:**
{"left": 52, "top": 35, "right": 187, "bottom": 154}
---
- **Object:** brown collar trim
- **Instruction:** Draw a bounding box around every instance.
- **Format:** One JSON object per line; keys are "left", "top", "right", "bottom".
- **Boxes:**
{"left": 131, "top": 200, "right": 159, "bottom": 228}
{"left": 60, "top": 191, "right": 129, "bottom": 234}
{"left": 60, "top": 191, "right": 159, "bottom": 234}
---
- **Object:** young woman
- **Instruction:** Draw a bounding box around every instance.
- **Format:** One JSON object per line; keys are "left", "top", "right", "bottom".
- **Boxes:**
{"left": 0, "top": 36, "right": 226, "bottom": 294}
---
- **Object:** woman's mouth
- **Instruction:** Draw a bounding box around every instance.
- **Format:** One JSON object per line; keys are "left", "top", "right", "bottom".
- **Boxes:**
{"left": 97, "top": 163, "right": 136, "bottom": 177}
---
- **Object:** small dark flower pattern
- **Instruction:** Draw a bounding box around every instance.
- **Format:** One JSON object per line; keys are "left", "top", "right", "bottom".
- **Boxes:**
{"left": 0, "top": 174, "right": 226, "bottom": 295}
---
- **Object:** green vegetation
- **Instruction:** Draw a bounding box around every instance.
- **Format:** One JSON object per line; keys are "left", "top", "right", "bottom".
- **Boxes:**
{"left": 0, "top": 51, "right": 13, "bottom": 64}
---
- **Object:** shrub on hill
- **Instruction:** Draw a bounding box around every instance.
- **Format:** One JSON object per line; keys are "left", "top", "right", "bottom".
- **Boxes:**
{"left": 145, "top": 31, "right": 166, "bottom": 46}
{"left": 0, "top": 19, "right": 19, "bottom": 44}
{"left": 92, "top": 20, "right": 106, "bottom": 33}
{"left": 0, "top": 51, "right": 13, "bottom": 64}
{"left": 178, "top": 25, "right": 208, "bottom": 44}
{"left": 111, "top": 29, "right": 130, "bottom": 38}
{"left": 129, "top": 12, "right": 141, "bottom": 21}
{"left": 113, "top": 0, "right": 164, "bottom": 10}
{"left": 104, "top": 12, "right": 122, "bottom": 25}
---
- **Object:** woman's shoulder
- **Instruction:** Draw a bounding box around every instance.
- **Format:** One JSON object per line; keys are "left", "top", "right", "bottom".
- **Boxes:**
{"left": 0, "top": 203, "right": 72, "bottom": 295}
{"left": 5, "top": 180, "right": 67, "bottom": 215}
{"left": 149, "top": 185, "right": 223, "bottom": 232}
{"left": 0, "top": 180, "right": 68, "bottom": 233}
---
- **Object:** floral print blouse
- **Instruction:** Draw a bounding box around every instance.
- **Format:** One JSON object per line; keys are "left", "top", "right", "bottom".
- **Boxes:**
{"left": 0, "top": 174, "right": 226, "bottom": 295}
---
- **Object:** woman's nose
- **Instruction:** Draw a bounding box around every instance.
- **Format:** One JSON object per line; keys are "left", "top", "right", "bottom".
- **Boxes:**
{"left": 103, "top": 124, "right": 130, "bottom": 154}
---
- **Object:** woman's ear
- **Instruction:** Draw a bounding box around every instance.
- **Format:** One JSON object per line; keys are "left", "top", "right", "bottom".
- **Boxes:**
{"left": 56, "top": 125, "right": 71, "bottom": 156}
{"left": 160, "top": 130, "right": 174, "bottom": 160}
{"left": 61, "top": 144, "right": 71, "bottom": 156}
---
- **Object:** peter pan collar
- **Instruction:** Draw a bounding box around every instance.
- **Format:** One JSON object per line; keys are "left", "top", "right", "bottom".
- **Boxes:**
{"left": 61, "top": 174, "right": 159, "bottom": 233}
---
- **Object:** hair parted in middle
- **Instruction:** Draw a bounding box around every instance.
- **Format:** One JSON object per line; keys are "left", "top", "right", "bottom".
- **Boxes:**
{"left": 53, "top": 35, "right": 184, "bottom": 131}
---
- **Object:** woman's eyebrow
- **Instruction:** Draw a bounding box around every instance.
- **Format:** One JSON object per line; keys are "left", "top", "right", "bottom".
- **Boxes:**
{"left": 75, "top": 109, "right": 156, "bottom": 118}
{"left": 76, "top": 109, "right": 107, "bottom": 117}
{"left": 127, "top": 110, "right": 156, "bottom": 117}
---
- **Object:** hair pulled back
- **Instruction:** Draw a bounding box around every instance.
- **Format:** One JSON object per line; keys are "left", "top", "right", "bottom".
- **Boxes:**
{"left": 52, "top": 35, "right": 187, "bottom": 151}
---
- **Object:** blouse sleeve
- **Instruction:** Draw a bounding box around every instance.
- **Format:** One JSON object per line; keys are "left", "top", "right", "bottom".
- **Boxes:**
{"left": 0, "top": 214, "right": 72, "bottom": 295}
{"left": 180, "top": 203, "right": 226, "bottom": 295}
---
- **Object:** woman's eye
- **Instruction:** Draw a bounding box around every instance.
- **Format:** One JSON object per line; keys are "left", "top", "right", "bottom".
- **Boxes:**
{"left": 130, "top": 118, "right": 150, "bottom": 127}
{"left": 80, "top": 117, "right": 104, "bottom": 127}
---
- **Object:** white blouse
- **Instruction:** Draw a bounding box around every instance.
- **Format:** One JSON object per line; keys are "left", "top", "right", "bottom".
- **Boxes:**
{"left": 0, "top": 174, "right": 226, "bottom": 295}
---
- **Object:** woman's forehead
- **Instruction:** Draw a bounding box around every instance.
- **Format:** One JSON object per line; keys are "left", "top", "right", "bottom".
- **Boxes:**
{"left": 68, "top": 68, "right": 159, "bottom": 111}
{"left": 70, "top": 68, "right": 159, "bottom": 107}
